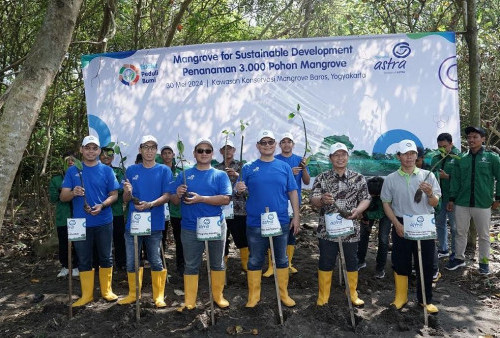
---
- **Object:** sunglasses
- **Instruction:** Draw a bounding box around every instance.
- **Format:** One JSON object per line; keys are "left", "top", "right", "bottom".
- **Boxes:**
{"left": 258, "top": 140, "right": 275, "bottom": 146}
{"left": 196, "top": 148, "right": 213, "bottom": 154}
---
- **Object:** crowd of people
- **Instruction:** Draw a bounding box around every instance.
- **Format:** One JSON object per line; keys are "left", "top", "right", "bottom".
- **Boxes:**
{"left": 49, "top": 125, "right": 500, "bottom": 314}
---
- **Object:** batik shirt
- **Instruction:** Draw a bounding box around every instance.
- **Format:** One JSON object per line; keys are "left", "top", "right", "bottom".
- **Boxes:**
{"left": 312, "top": 169, "right": 370, "bottom": 242}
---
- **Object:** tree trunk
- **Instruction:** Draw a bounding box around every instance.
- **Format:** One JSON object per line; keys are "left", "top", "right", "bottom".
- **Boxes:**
{"left": 0, "top": 0, "right": 84, "bottom": 231}
{"left": 464, "top": 0, "right": 479, "bottom": 252}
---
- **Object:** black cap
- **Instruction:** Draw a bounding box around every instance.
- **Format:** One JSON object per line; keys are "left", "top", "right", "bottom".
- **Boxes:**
{"left": 160, "top": 145, "right": 173, "bottom": 153}
{"left": 464, "top": 126, "right": 486, "bottom": 137}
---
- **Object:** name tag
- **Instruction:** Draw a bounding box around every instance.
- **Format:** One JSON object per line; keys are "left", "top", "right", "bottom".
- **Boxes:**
{"left": 222, "top": 201, "right": 234, "bottom": 219}
{"left": 197, "top": 215, "right": 224, "bottom": 241}
{"left": 130, "top": 212, "right": 152, "bottom": 236}
{"left": 287, "top": 200, "right": 293, "bottom": 219}
{"left": 67, "top": 218, "right": 86, "bottom": 241}
{"left": 164, "top": 204, "right": 170, "bottom": 221}
{"left": 403, "top": 214, "right": 436, "bottom": 240}
{"left": 324, "top": 213, "right": 354, "bottom": 239}
{"left": 260, "top": 211, "right": 283, "bottom": 237}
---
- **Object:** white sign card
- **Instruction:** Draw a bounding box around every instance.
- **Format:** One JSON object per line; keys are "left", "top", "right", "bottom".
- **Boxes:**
{"left": 324, "top": 213, "right": 354, "bottom": 238}
{"left": 196, "top": 215, "right": 224, "bottom": 241}
{"left": 130, "top": 212, "right": 152, "bottom": 236}
{"left": 222, "top": 201, "right": 234, "bottom": 219}
{"left": 67, "top": 218, "right": 86, "bottom": 241}
{"left": 403, "top": 214, "right": 436, "bottom": 240}
{"left": 260, "top": 211, "right": 283, "bottom": 237}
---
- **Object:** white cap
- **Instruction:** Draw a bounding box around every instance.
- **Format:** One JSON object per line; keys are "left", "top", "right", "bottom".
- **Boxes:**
{"left": 82, "top": 135, "right": 100, "bottom": 147}
{"left": 140, "top": 135, "right": 158, "bottom": 145}
{"left": 195, "top": 138, "right": 213, "bottom": 149}
{"left": 220, "top": 140, "right": 235, "bottom": 149}
{"left": 329, "top": 142, "right": 349, "bottom": 155}
{"left": 257, "top": 130, "right": 275, "bottom": 141}
{"left": 398, "top": 139, "right": 417, "bottom": 154}
{"left": 280, "top": 132, "right": 294, "bottom": 143}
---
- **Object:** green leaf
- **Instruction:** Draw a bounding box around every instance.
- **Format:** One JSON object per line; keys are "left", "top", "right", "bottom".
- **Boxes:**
{"left": 122, "top": 156, "right": 127, "bottom": 162}
{"left": 296, "top": 103, "right": 301, "bottom": 111}
{"left": 288, "top": 112, "right": 295, "bottom": 119}
{"left": 74, "top": 158, "right": 83, "bottom": 170}
{"left": 107, "top": 141, "right": 116, "bottom": 148}
{"left": 114, "top": 145, "right": 121, "bottom": 154}
{"left": 177, "top": 139, "right": 185, "bottom": 154}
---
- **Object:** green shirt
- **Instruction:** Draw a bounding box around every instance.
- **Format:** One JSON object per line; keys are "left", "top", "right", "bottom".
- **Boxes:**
{"left": 449, "top": 147, "right": 500, "bottom": 208}
{"left": 49, "top": 174, "right": 72, "bottom": 227}
{"left": 430, "top": 146, "right": 460, "bottom": 202}
{"left": 168, "top": 166, "right": 181, "bottom": 218}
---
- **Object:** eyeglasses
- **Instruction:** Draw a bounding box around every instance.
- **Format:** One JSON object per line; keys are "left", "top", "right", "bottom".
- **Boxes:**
{"left": 141, "top": 145, "right": 157, "bottom": 151}
{"left": 196, "top": 148, "right": 213, "bottom": 154}
{"left": 83, "top": 146, "right": 99, "bottom": 151}
{"left": 258, "top": 140, "right": 275, "bottom": 146}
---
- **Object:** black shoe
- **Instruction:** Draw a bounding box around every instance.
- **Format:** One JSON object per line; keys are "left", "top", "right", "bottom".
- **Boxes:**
{"left": 445, "top": 258, "right": 465, "bottom": 270}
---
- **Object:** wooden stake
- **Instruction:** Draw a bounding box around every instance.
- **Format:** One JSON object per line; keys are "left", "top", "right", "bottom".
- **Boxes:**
{"left": 134, "top": 235, "right": 140, "bottom": 322}
{"left": 266, "top": 207, "right": 284, "bottom": 325}
{"left": 338, "top": 238, "right": 356, "bottom": 330}
{"left": 417, "top": 240, "right": 428, "bottom": 327}
{"left": 68, "top": 240, "right": 72, "bottom": 319}
{"left": 205, "top": 241, "right": 215, "bottom": 325}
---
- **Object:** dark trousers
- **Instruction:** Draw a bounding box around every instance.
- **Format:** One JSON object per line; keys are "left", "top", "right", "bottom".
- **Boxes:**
{"left": 57, "top": 226, "right": 78, "bottom": 268}
{"left": 112, "top": 215, "right": 126, "bottom": 268}
{"left": 224, "top": 215, "right": 248, "bottom": 256}
{"left": 168, "top": 217, "right": 184, "bottom": 272}
{"left": 391, "top": 225, "right": 434, "bottom": 304}
{"left": 318, "top": 239, "right": 358, "bottom": 272}
{"left": 357, "top": 216, "right": 391, "bottom": 271}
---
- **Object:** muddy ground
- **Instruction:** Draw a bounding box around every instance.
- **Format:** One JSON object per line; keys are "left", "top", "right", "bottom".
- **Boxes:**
{"left": 0, "top": 210, "right": 499, "bottom": 337}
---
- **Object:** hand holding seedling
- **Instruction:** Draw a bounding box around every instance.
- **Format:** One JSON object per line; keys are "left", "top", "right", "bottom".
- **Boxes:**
{"left": 418, "top": 181, "right": 433, "bottom": 198}
{"left": 235, "top": 181, "right": 247, "bottom": 194}
{"left": 183, "top": 192, "right": 203, "bottom": 205}
{"left": 321, "top": 193, "right": 334, "bottom": 205}
{"left": 89, "top": 203, "right": 104, "bottom": 216}
{"left": 439, "top": 169, "right": 449, "bottom": 180}
{"left": 134, "top": 201, "right": 153, "bottom": 211}
{"left": 176, "top": 184, "right": 188, "bottom": 199}
{"left": 299, "top": 157, "right": 308, "bottom": 169}
{"left": 225, "top": 167, "right": 239, "bottom": 179}
{"left": 72, "top": 186, "right": 85, "bottom": 197}
{"left": 347, "top": 207, "right": 362, "bottom": 220}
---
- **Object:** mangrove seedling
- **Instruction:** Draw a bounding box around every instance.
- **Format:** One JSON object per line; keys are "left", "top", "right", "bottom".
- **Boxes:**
{"left": 414, "top": 147, "right": 460, "bottom": 203}
{"left": 73, "top": 158, "right": 92, "bottom": 213}
{"left": 176, "top": 135, "right": 190, "bottom": 200}
{"left": 288, "top": 104, "right": 312, "bottom": 163}
{"left": 106, "top": 141, "right": 140, "bottom": 204}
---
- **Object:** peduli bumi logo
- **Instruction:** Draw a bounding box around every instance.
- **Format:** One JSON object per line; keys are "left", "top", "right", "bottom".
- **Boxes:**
{"left": 119, "top": 64, "right": 140, "bottom": 86}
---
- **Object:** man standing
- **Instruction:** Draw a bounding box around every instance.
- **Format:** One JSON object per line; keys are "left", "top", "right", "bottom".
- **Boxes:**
{"left": 235, "top": 130, "right": 300, "bottom": 308}
{"left": 446, "top": 127, "right": 500, "bottom": 275}
{"left": 119, "top": 135, "right": 171, "bottom": 308}
{"left": 262, "top": 132, "right": 309, "bottom": 276}
{"left": 60, "top": 135, "right": 120, "bottom": 307}
{"left": 431, "top": 133, "right": 460, "bottom": 260}
{"left": 170, "top": 138, "right": 232, "bottom": 311}
{"left": 99, "top": 146, "right": 126, "bottom": 270}
{"left": 310, "top": 143, "right": 370, "bottom": 307}
{"left": 381, "top": 139, "right": 441, "bottom": 314}
{"left": 160, "top": 145, "right": 184, "bottom": 275}
{"left": 215, "top": 140, "right": 249, "bottom": 271}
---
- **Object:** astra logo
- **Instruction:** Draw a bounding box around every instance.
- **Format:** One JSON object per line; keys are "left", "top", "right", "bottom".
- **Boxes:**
{"left": 253, "top": 167, "right": 259, "bottom": 172}
{"left": 187, "top": 175, "right": 195, "bottom": 180}
{"left": 373, "top": 42, "right": 410, "bottom": 72}
{"left": 132, "top": 175, "right": 139, "bottom": 180}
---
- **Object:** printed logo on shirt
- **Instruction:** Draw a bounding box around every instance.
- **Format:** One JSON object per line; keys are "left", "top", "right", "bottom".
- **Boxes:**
{"left": 480, "top": 157, "right": 489, "bottom": 163}
{"left": 253, "top": 167, "right": 260, "bottom": 172}
{"left": 132, "top": 174, "right": 139, "bottom": 180}
{"left": 187, "top": 174, "right": 195, "bottom": 180}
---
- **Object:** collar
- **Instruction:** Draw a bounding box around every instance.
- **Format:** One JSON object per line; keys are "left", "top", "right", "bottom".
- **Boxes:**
{"left": 397, "top": 166, "right": 419, "bottom": 177}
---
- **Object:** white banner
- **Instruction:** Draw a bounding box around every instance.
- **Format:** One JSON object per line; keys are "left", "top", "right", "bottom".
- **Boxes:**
{"left": 82, "top": 32, "right": 459, "bottom": 176}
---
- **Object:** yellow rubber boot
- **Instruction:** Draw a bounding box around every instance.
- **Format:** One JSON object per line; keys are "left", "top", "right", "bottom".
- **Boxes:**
{"left": 262, "top": 250, "right": 274, "bottom": 277}
{"left": 211, "top": 270, "right": 230, "bottom": 308}
{"left": 421, "top": 303, "right": 439, "bottom": 314}
{"left": 287, "top": 245, "right": 298, "bottom": 274}
{"left": 239, "top": 247, "right": 249, "bottom": 272}
{"left": 317, "top": 270, "right": 333, "bottom": 306}
{"left": 72, "top": 269, "right": 94, "bottom": 307}
{"left": 177, "top": 274, "right": 198, "bottom": 312}
{"left": 151, "top": 269, "right": 167, "bottom": 308}
{"left": 346, "top": 271, "right": 364, "bottom": 307}
{"left": 391, "top": 272, "right": 408, "bottom": 309}
{"left": 118, "top": 267, "right": 143, "bottom": 305}
{"left": 99, "top": 267, "right": 118, "bottom": 301}
{"left": 276, "top": 268, "right": 296, "bottom": 307}
{"left": 245, "top": 270, "right": 262, "bottom": 307}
